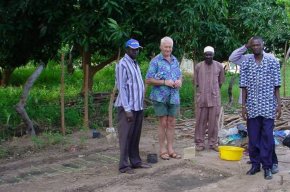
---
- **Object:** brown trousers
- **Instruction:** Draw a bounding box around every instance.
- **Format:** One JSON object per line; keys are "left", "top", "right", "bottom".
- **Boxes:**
{"left": 117, "top": 107, "right": 143, "bottom": 172}
{"left": 194, "top": 106, "right": 220, "bottom": 147}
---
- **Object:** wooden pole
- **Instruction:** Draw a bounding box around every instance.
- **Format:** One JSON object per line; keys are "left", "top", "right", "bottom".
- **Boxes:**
{"left": 284, "top": 44, "right": 290, "bottom": 97}
{"left": 108, "top": 48, "right": 121, "bottom": 128}
{"left": 84, "top": 61, "right": 89, "bottom": 129}
{"left": 283, "top": 42, "right": 287, "bottom": 97}
{"left": 60, "top": 54, "right": 66, "bottom": 135}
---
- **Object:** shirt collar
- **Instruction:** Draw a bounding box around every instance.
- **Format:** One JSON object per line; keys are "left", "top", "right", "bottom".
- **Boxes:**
{"left": 159, "top": 53, "right": 176, "bottom": 62}
{"left": 125, "top": 54, "right": 137, "bottom": 64}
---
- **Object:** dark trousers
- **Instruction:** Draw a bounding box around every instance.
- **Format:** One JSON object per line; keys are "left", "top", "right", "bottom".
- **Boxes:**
{"left": 117, "top": 107, "right": 143, "bottom": 171}
{"left": 272, "top": 144, "right": 278, "bottom": 165}
{"left": 247, "top": 116, "right": 274, "bottom": 170}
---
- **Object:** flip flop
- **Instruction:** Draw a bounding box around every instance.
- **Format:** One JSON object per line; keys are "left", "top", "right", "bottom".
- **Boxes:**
{"left": 169, "top": 152, "right": 181, "bottom": 159}
{"left": 159, "top": 152, "right": 170, "bottom": 160}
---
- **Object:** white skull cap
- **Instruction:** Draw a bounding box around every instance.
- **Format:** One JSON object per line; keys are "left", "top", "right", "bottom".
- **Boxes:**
{"left": 204, "top": 46, "right": 214, "bottom": 53}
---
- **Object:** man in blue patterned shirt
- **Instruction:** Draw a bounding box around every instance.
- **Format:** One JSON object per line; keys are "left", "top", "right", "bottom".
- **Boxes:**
{"left": 239, "top": 36, "right": 282, "bottom": 180}
{"left": 229, "top": 37, "right": 280, "bottom": 175}
{"left": 146, "top": 36, "right": 182, "bottom": 160}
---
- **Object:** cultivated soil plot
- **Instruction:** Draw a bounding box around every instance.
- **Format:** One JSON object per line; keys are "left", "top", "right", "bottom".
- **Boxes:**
{"left": 94, "top": 161, "right": 229, "bottom": 192}
{"left": 0, "top": 119, "right": 290, "bottom": 192}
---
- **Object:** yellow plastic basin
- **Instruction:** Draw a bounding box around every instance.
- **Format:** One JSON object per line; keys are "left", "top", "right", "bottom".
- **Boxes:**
{"left": 218, "top": 146, "right": 245, "bottom": 161}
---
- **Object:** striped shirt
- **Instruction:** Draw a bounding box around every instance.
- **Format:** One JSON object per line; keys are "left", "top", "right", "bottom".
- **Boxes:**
{"left": 114, "top": 54, "right": 144, "bottom": 112}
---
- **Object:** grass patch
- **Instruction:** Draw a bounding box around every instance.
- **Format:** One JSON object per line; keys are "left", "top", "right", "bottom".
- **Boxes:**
{"left": 31, "top": 132, "right": 68, "bottom": 149}
{"left": 0, "top": 146, "right": 9, "bottom": 158}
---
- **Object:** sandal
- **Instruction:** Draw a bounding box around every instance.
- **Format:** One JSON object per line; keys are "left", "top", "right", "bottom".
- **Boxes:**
{"left": 169, "top": 152, "right": 181, "bottom": 159}
{"left": 159, "top": 152, "right": 170, "bottom": 160}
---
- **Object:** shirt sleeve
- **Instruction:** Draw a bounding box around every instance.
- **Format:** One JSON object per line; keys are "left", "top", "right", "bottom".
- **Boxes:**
{"left": 145, "top": 59, "right": 157, "bottom": 79}
{"left": 272, "top": 59, "right": 281, "bottom": 87}
{"left": 194, "top": 63, "right": 200, "bottom": 86}
{"left": 229, "top": 45, "right": 250, "bottom": 66}
{"left": 239, "top": 61, "right": 248, "bottom": 88}
{"left": 218, "top": 63, "right": 225, "bottom": 85}
{"left": 175, "top": 60, "right": 182, "bottom": 80}
{"left": 116, "top": 61, "right": 131, "bottom": 112}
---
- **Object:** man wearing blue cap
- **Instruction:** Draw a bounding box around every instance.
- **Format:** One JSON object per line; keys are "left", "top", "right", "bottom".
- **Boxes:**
{"left": 115, "top": 39, "right": 151, "bottom": 174}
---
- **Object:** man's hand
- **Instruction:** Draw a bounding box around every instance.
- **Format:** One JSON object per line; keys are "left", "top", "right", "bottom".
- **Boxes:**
{"left": 276, "top": 105, "right": 281, "bottom": 120}
{"left": 174, "top": 79, "right": 182, "bottom": 88}
{"left": 241, "top": 106, "right": 248, "bottom": 121}
{"left": 245, "top": 37, "right": 253, "bottom": 49}
{"left": 164, "top": 80, "right": 175, "bottom": 88}
{"left": 125, "top": 111, "right": 133, "bottom": 122}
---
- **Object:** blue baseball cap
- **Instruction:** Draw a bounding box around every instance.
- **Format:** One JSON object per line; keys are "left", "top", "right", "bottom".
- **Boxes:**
{"left": 125, "top": 39, "right": 142, "bottom": 49}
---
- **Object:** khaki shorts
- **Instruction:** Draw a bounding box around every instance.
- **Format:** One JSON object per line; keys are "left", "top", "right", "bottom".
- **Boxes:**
{"left": 153, "top": 101, "right": 179, "bottom": 117}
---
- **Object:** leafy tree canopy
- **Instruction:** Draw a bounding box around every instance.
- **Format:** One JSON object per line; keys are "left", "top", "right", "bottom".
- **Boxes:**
{"left": 0, "top": 0, "right": 289, "bottom": 85}
{"left": 0, "top": 0, "right": 66, "bottom": 69}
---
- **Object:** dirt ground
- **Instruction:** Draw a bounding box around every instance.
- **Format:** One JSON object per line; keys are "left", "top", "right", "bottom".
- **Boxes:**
{"left": 0, "top": 118, "right": 290, "bottom": 192}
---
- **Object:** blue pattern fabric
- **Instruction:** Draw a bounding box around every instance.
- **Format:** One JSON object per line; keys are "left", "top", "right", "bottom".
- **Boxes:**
{"left": 146, "top": 54, "right": 181, "bottom": 104}
{"left": 239, "top": 56, "right": 281, "bottom": 119}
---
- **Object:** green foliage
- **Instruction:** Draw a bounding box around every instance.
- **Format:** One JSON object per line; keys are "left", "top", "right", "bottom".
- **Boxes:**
{"left": 179, "top": 74, "right": 194, "bottom": 107}
{"left": 0, "top": 0, "right": 65, "bottom": 70}
{"left": 276, "top": 0, "right": 290, "bottom": 21}
{"left": 234, "top": 0, "right": 289, "bottom": 52}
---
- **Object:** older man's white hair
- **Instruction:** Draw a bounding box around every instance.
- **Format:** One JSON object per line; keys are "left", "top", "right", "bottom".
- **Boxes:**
{"left": 160, "top": 36, "right": 173, "bottom": 46}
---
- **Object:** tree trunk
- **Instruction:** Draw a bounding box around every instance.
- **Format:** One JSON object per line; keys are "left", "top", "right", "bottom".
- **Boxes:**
{"left": 84, "top": 57, "right": 89, "bottom": 129}
{"left": 15, "top": 62, "right": 45, "bottom": 135}
{"left": 60, "top": 54, "right": 66, "bottom": 135}
{"left": 108, "top": 48, "right": 120, "bottom": 128}
{"left": 283, "top": 43, "right": 290, "bottom": 97}
{"left": 0, "top": 68, "right": 14, "bottom": 86}
{"left": 80, "top": 50, "right": 91, "bottom": 129}
{"left": 81, "top": 50, "right": 92, "bottom": 94}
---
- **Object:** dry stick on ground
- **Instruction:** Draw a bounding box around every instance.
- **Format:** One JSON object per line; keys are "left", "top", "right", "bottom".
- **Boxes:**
{"left": 225, "top": 118, "right": 244, "bottom": 128}
{"left": 224, "top": 115, "right": 240, "bottom": 122}
{"left": 275, "top": 120, "right": 288, "bottom": 127}
{"left": 15, "top": 62, "right": 45, "bottom": 135}
{"left": 108, "top": 48, "right": 121, "bottom": 128}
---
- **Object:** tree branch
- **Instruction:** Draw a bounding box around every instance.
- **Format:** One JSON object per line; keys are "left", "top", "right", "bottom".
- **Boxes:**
{"left": 91, "top": 53, "right": 119, "bottom": 75}
{"left": 15, "top": 62, "right": 45, "bottom": 135}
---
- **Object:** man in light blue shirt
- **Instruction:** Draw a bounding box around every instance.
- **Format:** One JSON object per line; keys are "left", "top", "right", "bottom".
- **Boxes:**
{"left": 146, "top": 36, "right": 182, "bottom": 160}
